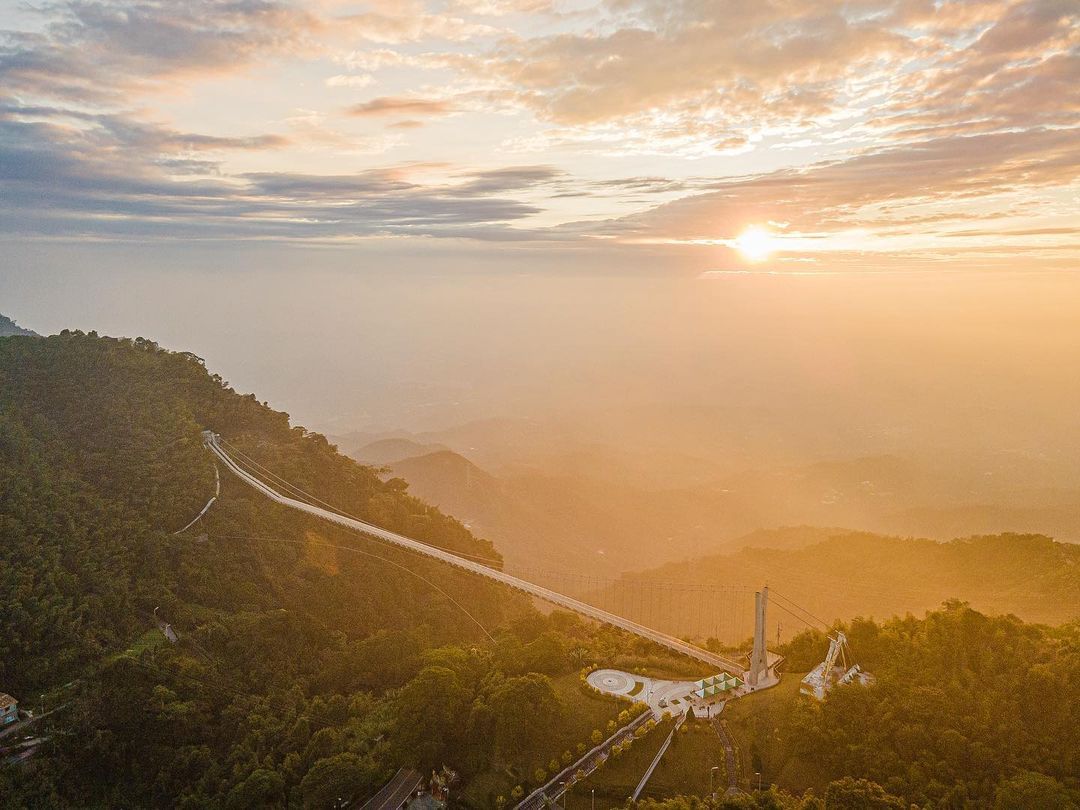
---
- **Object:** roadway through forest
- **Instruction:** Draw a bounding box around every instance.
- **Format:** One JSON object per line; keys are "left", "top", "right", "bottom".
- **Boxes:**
{"left": 205, "top": 433, "right": 745, "bottom": 675}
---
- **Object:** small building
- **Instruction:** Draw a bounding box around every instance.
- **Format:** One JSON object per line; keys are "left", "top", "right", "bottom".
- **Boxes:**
{"left": 0, "top": 693, "right": 18, "bottom": 726}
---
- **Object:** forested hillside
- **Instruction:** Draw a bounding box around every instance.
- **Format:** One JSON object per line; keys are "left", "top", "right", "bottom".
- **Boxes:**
{"left": 613, "top": 529, "right": 1080, "bottom": 643}
{"left": 2, "top": 331, "right": 1079, "bottom": 809}
{"left": 0, "top": 331, "right": 692, "bottom": 808}
{"left": 745, "top": 604, "right": 1080, "bottom": 808}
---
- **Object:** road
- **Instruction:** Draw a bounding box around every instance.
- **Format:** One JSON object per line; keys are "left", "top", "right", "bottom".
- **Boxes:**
{"left": 359, "top": 767, "right": 422, "bottom": 810}
{"left": 207, "top": 434, "right": 744, "bottom": 675}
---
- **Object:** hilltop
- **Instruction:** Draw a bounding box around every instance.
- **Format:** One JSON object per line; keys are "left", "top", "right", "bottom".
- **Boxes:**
{"left": 0, "top": 314, "right": 37, "bottom": 337}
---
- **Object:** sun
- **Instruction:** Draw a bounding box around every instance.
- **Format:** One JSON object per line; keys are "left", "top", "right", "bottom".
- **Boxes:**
{"left": 734, "top": 226, "right": 775, "bottom": 262}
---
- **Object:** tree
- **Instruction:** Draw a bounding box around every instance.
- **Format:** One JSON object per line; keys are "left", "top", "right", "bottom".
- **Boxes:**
{"left": 488, "top": 673, "right": 563, "bottom": 762}
{"left": 994, "top": 771, "right": 1076, "bottom": 809}
{"left": 225, "top": 769, "right": 286, "bottom": 809}
{"left": 823, "top": 778, "right": 905, "bottom": 809}
{"left": 394, "top": 666, "right": 469, "bottom": 765}
{"left": 299, "top": 753, "right": 377, "bottom": 810}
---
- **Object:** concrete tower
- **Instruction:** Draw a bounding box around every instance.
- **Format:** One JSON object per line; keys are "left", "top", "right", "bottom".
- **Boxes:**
{"left": 748, "top": 585, "right": 769, "bottom": 686}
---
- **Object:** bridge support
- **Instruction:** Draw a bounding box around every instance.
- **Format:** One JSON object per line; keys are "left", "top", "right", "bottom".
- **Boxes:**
{"left": 748, "top": 585, "right": 769, "bottom": 686}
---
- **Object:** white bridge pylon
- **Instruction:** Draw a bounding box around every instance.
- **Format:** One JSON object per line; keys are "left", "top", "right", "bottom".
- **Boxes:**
{"left": 205, "top": 433, "right": 768, "bottom": 678}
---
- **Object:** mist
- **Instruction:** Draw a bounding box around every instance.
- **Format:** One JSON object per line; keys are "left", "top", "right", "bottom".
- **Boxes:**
{"left": 6, "top": 241, "right": 1080, "bottom": 470}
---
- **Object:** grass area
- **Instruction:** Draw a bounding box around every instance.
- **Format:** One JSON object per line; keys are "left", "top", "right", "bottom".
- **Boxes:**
{"left": 721, "top": 671, "right": 824, "bottom": 795}
{"left": 106, "top": 629, "right": 167, "bottom": 663}
{"left": 628, "top": 680, "right": 644, "bottom": 697}
{"left": 639, "top": 717, "right": 728, "bottom": 802}
{"left": 549, "top": 672, "right": 626, "bottom": 746}
{"left": 577, "top": 717, "right": 674, "bottom": 809}
{"left": 608, "top": 653, "right": 720, "bottom": 681}
{"left": 459, "top": 672, "right": 624, "bottom": 808}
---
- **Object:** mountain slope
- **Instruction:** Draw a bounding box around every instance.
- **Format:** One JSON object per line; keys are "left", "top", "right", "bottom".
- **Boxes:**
{"left": 0, "top": 313, "right": 37, "bottom": 336}
{"left": 613, "top": 530, "right": 1080, "bottom": 643}
{"left": 364, "top": 440, "right": 1080, "bottom": 582}
{"left": 351, "top": 437, "right": 449, "bottom": 466}
{"left": 0, "top": 331, "right": 684, "bottom": 808}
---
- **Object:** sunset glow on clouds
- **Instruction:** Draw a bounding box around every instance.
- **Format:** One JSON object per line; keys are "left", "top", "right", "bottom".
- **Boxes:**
{"left": 1, "top": 0, "right": 1076, "bottom": 272}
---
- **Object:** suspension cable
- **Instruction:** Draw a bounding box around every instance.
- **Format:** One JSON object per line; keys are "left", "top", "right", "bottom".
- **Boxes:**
{"left": 218, "top": 438, "right": 507, "bottom": 566}
{"left": 208, "top": 533, "right": 496, "bottom": 643}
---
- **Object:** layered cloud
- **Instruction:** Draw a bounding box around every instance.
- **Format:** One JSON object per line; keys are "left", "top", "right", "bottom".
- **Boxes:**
{"left": 0, "top": 0, "right": 1076, "bottom": 264}
{"left": 0, "top": 0, "right": 323, "bottom": 103}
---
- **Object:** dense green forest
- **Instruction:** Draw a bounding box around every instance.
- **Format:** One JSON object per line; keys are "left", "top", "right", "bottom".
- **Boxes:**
{"left": 765, "top": 605, "right": 1079, "bottom": 807}
{"left": 0, "top": 332, "right": 691, "bottom": 807}
{"left": 1, "top": 331, "right": 1078, "bottom": 808}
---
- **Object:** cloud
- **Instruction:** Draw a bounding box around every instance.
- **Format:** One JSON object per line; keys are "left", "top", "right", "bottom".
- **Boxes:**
{"left": 447, "top": 165, "right": 564, "bottom": 195}
{"left": 597, "top": 127, "right": 1080, "bottom": 241}
{"left": 338, "top": 0, "right": 500, "bottom": 44}
{"left": 326, "top": 73, "right": 375, "bottom": 87}
{"left": 347, "top": 96, "right": 458, "bottom": 117}
{"left": 0, "top": 1, "right": 323, "bottom": 104}
{"left": 0, "top": 112, "right": 558, "bottom": 240}
{"left": 455, "top": 0, "right": 1078, "bottom": 155}
{"left": 0, "top": 0, "right": 1075, "bottom": 267}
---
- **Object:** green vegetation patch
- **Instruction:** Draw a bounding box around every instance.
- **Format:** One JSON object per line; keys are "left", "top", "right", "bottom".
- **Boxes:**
{"left": 638, "top": 718, "right": 728, "bottom": 802}
{"left": 578, "top": 717, "right": 674, "bottom": 809}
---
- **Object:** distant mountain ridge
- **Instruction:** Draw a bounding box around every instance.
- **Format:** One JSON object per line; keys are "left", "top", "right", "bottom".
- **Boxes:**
{"left": 0, "top": 313, "right": 38, "bottom": 336}
{"left": 351, "top": 437, "right": 449, "bottom": 466}
{"left": 614, "top": 529, "right": 1080, "bottom": 642}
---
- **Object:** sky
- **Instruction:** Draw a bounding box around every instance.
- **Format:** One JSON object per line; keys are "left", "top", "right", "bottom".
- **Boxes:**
{"left": 1, "top": 0, "right": 1078, "bottom": 439}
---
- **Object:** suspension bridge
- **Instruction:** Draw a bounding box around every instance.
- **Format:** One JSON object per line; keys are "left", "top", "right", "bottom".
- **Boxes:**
{"left": 203, "top": 432, "right": 784, "bottom": 684}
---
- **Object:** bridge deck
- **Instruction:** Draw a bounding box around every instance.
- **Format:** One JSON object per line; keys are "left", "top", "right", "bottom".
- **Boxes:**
{"left": 207, "top": 435, "right": 745, "bottom": 676}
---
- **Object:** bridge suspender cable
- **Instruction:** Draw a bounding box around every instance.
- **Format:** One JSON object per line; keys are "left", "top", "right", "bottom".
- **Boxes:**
{"left": 205, "top": 433, "right": 747, "bottom": 675}
{"left": 211, "top": 533, "right": 497, "bottom": 643}
{"left": 769, "top": 590, "right": 832, "bottom": 631}
{"left": 221, "top": 437, "right": 507, "bottom": 566}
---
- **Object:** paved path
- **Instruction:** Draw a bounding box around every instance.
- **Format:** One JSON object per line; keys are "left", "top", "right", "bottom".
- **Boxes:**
{"left": 173, "top": 460, "right": 219, "bottom": 534}
{"left": 208, "top": 434, "right": 744, "bottom": 675}
{"left": 360, "top": 768, "right": 422, "bottom": 810}
{"left": 517, "top": 712, "right": 651, "bottom": 810}
{"left": 710, "top": 717, "right": 741, "bottom": 796}
{"left": 587, "top": 669, "right": 740, "bottom": 718}
{"left": 631, "top": 710, "right": 689, "bottom": 801}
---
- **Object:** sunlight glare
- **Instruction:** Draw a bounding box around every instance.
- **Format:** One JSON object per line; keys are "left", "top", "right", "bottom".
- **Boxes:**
{"left": 734, "top": 226, "right": 775, "bottom": 262}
